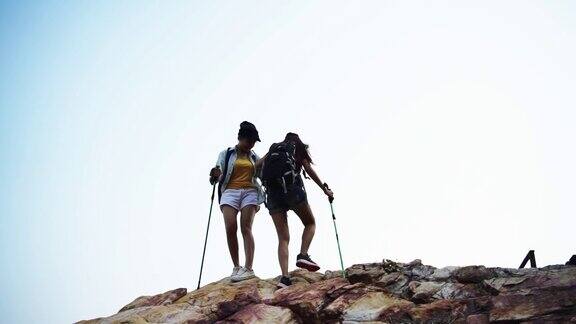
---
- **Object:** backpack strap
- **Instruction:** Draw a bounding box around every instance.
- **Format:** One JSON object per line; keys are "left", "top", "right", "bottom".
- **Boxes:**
{"left": 218, "top": 148, "right": 233, "bottom": 203}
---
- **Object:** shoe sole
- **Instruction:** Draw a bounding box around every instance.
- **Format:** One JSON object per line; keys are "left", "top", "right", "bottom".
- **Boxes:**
{"left": 276, "top": 282, "right": 290, "bottom": 289}
{"left": 229, "top": 268, "right": 241, "bottom": 281}
{"left": 231, "top": 273, "right": 255, "bottom": 282}
{"left": 296, "top": 259, "right": 320, "bottom": 272}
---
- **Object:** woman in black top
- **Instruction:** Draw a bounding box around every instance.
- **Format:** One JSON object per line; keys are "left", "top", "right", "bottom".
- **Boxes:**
{"left": 265, "top": 133, "right": 334, "bottom": 288}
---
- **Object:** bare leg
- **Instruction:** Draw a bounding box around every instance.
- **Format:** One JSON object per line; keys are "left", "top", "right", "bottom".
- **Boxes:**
{"left": 271, "top": 211, "right": 290, "bottom": 276}
{"left": 240, "top": 205, "right": 257, "bottom": 270}
{"left": 222, "top": 205, "right": 239, "bottom": 267}
{"left": 292, "top": 201, "right": 316, "bottom": 255}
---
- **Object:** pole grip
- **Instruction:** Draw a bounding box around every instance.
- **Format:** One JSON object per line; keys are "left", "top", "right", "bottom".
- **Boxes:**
{"left": 323, "top": 182, "right": 334, "bottom": 203}
{"left": 209, "top": 166, "right": 221, "bottom": 185}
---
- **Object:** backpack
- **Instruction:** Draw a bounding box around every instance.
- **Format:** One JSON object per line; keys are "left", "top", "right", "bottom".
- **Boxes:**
{"left": 217, "top": 148, "right": 233, "bottom": 203}
{"left": 261, "top": 142, "right": 299, "bottom": 193}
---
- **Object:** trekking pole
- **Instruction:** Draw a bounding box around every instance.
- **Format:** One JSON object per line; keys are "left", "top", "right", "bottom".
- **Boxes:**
{"left": 197, "top": 174, "right": 218, "bottom": 290}
{"left": 324, "top": 183, "right": 345, "bottom": 278}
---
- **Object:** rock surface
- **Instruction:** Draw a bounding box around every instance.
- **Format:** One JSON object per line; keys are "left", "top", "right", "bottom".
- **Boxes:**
{"left": 76, "top": 260, "right": 576, "bottom": 323}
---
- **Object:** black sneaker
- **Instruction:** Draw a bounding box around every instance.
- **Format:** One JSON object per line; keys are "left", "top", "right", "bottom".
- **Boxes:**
{"left": 277, "top": 276, "right": 292, "bottom": 288}
{"left": 296, "top": 253, "right": 320, "bottom": 272}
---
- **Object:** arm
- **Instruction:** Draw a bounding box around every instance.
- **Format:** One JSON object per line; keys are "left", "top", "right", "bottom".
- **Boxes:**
{"left": 254, "top": 152, "right": 268, "bottom": 169}
{"left": 252, "top": 151, "right": 265, "bottom": 179}
{"left": 302, "top": 159, "right": 333, "bottom": 198}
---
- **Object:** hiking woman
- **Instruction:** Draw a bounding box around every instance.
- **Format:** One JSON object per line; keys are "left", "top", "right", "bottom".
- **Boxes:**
{"left": 262, "top": 132, "right": 334, "bottom": 288}
{"left": 209, "top": 121, "right": 265, "bottom": 282}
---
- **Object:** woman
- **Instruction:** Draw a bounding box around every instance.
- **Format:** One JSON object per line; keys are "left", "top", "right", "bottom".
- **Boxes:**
{"left": 263, "top": 133, "right": 334, "bottom": 288}
{"left": 210, "top": 121, "right": 265, "bottom": 282}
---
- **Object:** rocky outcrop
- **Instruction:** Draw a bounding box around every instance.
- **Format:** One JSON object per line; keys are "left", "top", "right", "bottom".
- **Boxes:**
{"left": 76, "top": 259, "right": 576, "bottom": 323}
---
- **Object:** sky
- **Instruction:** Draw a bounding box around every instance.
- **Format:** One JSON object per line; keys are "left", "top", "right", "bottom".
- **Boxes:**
{"left": 1, "top": 1, "right": 575, "bottom": 323}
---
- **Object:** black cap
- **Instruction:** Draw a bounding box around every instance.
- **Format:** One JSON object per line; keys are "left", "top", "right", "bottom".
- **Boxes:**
{"left": 238, "top": 121, "right": 261, "bottom": 142}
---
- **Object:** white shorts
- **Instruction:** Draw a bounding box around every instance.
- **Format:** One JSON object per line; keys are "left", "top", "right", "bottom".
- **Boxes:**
{"left": 220, "top": 188, "right": 260, "bottom": 211}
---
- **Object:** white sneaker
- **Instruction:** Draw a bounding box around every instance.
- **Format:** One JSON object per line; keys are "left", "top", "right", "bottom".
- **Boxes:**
{"left": 231, "top": 267, "right": 255, "bottom": 282}
{"left": 230, "top": 266, "right": 242, "bottom": 280}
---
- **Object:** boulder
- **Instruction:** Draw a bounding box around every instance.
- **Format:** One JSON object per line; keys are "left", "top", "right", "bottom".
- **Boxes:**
{"left": 408, "top": 281, "right": 444, "bottom": 303}
{"left": 488, "top": 266, "right": 576, "bottom": 322}
{"left": 489, "top": 287, "right": 576, "bottom": 322}
{"left": 172, "top": 277, "right": 265, "bottom": 321}
{"left": 266, "top": 277, "right": 349, "bottom": 323}
{"left": 119, "top": 288, "right": 188, "bottom": 312}
{"left": 323, "top": 283, "right": 414, "bottom": 322}
{"left": 452, "top": 266, "right": 495, "bottom": 284}
{"left": 346, "top": 263, "right": 387, "bottom": 285}
{"left": 350, "top": 292, "right": 413, "bottom": 322}
{"left": 375, "top": 272, "right": 411, "bottom": 298}
{"left": 430, "top": 266, "right": 459, "bottom": 281}
{"left": 217, "top": 304, "right": 299, "bottom": 324}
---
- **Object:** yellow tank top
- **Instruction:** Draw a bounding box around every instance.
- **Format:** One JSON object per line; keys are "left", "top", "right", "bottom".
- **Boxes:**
{"left": 226, "top": 155, "right": 255, "bottom": 189}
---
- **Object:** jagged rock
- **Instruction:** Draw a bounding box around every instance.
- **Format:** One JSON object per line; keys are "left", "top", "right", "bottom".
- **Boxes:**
{"left": 266, "top": 277, "right": 349, "bottom": 323}
{"left": 430, "top": 266, "right": 459, "bottom": 281}
{"left": 488, "top": 266, "right": 576, "bottom": 322}
{"left": 119, "top": 288, "right": 188, "bottom": 312}
{"left": 381, "top": 259, "right": 403, "bottom": 273}
{"left": 284, "top": 268, "right": 325, "bottom": 284}
{"left": 323, "top": 282, "right": 414, "bottom": 322}
{"left": 432, "top": 282, "right": 485, "bottom": 300}
{"left": 406, "top": 259, "right": 422, "bottom": 267}
{"left": 501, "top": 266, "right": 576, "bottom": 291}
{"left": 346, "top": 263, "right": 387, "bottom": 285}
{"left": 216, "top": 304, "right": 299, "bottom": 324}
{"left": 76, "top": 259, "right": 576, "bottom": 324}
{"left": 452, "top": 265, "right": 495, "bottom": 284}
{"left": 169, "top": 277, "right": 267, "bottom": 322}
{"left": 408, "top": 281, "right": 444, "bottom": 303}
{"left": 324, "top": 289, "right": 414, "bottom": 322}
{"left": 324, "top": 269, "right": 345, "bottom": 280}
{"left": 483, "top": 276, "right": 527, "bottom": 292}
{"left": 346, "top": 260, "right": 402, "bottom": 286}
{"left": 406, "top": 262, "right": 436, "bottom": 280}
{"left": 375, "top": 272, "right": 410, "bottom": 298}
{"left": 490, "top": 287, "right": 576, "bottom": 321}
{"left": 78, "top": 303, "right": 209, "bottom": 324}
{"left": 409, "top": 299, "right": 473, "bottom": 323}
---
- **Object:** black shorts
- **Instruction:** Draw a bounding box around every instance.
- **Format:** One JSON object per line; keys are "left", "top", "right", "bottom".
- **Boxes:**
{"left": 265, "top": 182, "right": 307, "bottom": 215}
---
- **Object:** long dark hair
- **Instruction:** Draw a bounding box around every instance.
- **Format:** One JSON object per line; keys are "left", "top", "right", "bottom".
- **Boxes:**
{"left": 284, "top": 132, "right": 312, "bottom": 178}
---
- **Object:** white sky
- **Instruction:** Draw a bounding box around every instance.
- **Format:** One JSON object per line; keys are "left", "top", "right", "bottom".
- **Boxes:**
{"left": 1, "top": 1, "right": 575, "bottom": 323}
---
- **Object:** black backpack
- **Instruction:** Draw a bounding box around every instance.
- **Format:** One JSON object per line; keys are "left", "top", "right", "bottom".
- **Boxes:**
{"left": 261, "top": 142, "right": 299, "bottom": 193}
{"left": 217, "top": 148, "right": 233, "bottom": 203}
